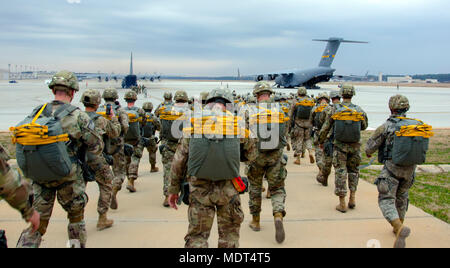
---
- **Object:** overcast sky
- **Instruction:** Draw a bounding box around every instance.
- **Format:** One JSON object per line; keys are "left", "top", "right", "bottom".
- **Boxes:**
{"left": 0, "top": 0, "right": 449, "bottom": 76}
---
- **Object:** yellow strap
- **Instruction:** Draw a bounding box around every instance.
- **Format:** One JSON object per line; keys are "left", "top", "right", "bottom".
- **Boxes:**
{"left": 295, "top": 99, "right": 315, "bottom": 107}
{"left": 96, "top": 111, "right": 118, "bottom": 120}
{"left": 250, "top": 107, "right": 289, "bottom": 124}
{"left": 315, "top": 103, "right": 328, "bottom": 113}
{"left": 183, "top": 115, "right": 248, "bottom": 137}
{"left": 395, "top": 123, "right": 434, "bottom": 138}
{"left": 331, "top": 105, "right": 364, "bottom": 122}
{"left": 10, "top": 103, "right": 69, "bottom": 146}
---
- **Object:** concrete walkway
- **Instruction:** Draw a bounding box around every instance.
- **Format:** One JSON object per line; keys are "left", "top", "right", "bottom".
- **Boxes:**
{"left": 0, "top": 151, "right": 449, "bottom": 248}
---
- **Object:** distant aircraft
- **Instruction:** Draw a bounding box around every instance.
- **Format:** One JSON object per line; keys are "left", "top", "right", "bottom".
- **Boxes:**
{"left": 255, "top": 37, "right": 368, "bottom": 89}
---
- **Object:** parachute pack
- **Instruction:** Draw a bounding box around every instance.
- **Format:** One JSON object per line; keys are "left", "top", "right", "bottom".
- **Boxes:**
{"left": 124, "top": 106, "right": 142, "bottom": 142}
{"left": 159, "top": 104, "right": 186, "bottom": 142}
{"left": 313, "top": 103, "right": 328, "bottom": 128}
{"left": 11, "top": 103, "right": 76, "bottom": 183}
{"left": 331, "top": 104, "right": 365, "bottom": 143}
{"left": 250, "top": 106, "right": 289, "bottom": 152}
{"left": 381, "top": 117, "right": 434, "bottom": 166}
{"left": 142, "top": 112, "right": 156, "bottom": 138}
{"left": 294, "top": 98, "right": 315, "bottom": 119}
{"left": 185, "top": 110, "right": 243, "bottom": 181}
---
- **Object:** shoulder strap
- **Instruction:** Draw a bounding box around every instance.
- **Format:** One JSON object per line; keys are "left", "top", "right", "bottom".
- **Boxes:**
{"left": 54, "top": 104, "right": 78, "bottom": 120}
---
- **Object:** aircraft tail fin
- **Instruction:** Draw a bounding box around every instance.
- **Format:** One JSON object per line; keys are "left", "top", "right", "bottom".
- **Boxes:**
{"left": 313, "top": 38, "right": 368, "bottom": 67}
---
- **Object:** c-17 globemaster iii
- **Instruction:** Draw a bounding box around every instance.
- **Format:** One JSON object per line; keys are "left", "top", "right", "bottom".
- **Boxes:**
{"left": 255, "top": 37, "right": 368, "bottom": 89}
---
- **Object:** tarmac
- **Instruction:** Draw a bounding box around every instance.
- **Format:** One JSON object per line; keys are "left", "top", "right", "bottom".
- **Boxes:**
{"left": 0, "top": 150, "right": 449, "bottom": 248}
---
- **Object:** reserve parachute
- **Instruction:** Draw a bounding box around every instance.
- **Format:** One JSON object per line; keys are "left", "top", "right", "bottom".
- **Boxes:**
{"left": 124, "top": 107, "right": 142, "bottom": 142}
{"left": 294, "top": 98, "right": 315, "bottom": 119}
{"left": 250, "top": 105, "right": 289, "bottom": 152}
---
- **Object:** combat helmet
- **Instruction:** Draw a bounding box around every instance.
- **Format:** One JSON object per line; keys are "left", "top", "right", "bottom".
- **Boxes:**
{"left": 329, "top": 91, "right": 341, "bottom": 100}
{"left": 200, "top": 91, "right": 209, "bottom": 104}
{"left": 49, "top": 70, "right": 79, "bottom": 92}
{"left": 142, "top": 102, "right": 154, "bottom": 111}
{"left": 163, "top": 91, "right": 173, "bottom": 100}
{"left": 389, "top": 94, "right": 410, "bottom": 111}
{"left": 174, "top": 90, "right": 188, "bottom": 102}
{"left": 297, "top": 87, "right": 307, "bottom": 96}
{"left": 102, "top": 88, "right": 119, "bottom": 100}
{"left": 124, "top": 90, "right": 138, "bottom": 102}
{"left": 81, "top": 89, "right": 101, "bottom": 106}
{"left": 339, "top": 84, "right": 355, "bottom": 97}
{"left": 253, "top": 81, "right": 274, "bottom": 96}
{"left": 206, "top": 87, "right": 233, "bottom": 104}
{"left": 316, "top": 92, "right": 330, "bottom": 102}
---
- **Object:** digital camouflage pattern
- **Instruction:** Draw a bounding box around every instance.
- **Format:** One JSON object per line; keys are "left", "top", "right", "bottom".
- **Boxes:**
{"left": 290, "top": 96, "right": 314, "bottom": 157}
{"left": 0, "top": 144, "right": 34, "bottom": 221}
{"left": 102, "top": 88, "right": 119, "bottom": 100}
{"left": 104, "top": 100, "right": 130, "bottom": 192}
{"left": 247, "top": 148, "right": 287, "bottom": 216}
{"left": 48, "top": 70, "right": 79, "bottom": 92}
{"left": 318, "top": 100, "right": 368, "bottom": 197}
{"left": 143, "top": 112, "right": 160, "bottom": 166}
{"left": 253, "top": 81, "right": 274, "bottom": 95}
{"left": 81, "top": 89, "right": 102, "bottom": 106}
{"left": 365, "top": 112, "right": 416, "bottom": 222}
{"left": 174, "top": 90, "right": 189, "bottom": 102}
{"left": 17, "top": 99, "right": 103, "bottom": 248}
{"left": 169, "top": 135, "right": 256, "bottom": 248}
{"left": 162, "top": 140, "right": 179, "bottom": 196}
{"left": 125, "top": 106, "right": 146, "bottom": 182}
{"left": 86, "top": 112, "right": 121, "bottom": 215}
{"left": 124, "top": 90, "right": 138, "bottom": 101}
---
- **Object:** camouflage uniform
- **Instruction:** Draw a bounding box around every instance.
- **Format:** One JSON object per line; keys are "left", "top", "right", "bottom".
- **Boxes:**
{"left": 160, "top": 91, "right": 190, "bottom": 201}
{"left": 318, "top": 85, "right": 368, "bottom": 212}
{"left": 289, "top": 88, "right": 315, "bottom": 162}
{"left": 155, "top": 91, "right": 173, "bottom": 118}
{"left": 365, "top": 95, "right": 417, "bottom": 248}
{"left": 123, "top": 91, "right": 146, "bottom": 190}
{"left": 101, "top": 89, "right": 130, "bottom": 194}
{"left": 17, "top": 71, "right": 103, "bottom": 248}
{"left": 0, "top": 144, "right": 35, "bottom": 222}
{"left": 142, "top": 102, "right": 161, "bottom": 170}
{"left": 310, "top": 93, "right": 331, "bottom": 185}
{"left": 168, "top": 89, "right": 256, "bottom": 248}
{"left": 247, "top": 82, "right": 288, "bottom": 244}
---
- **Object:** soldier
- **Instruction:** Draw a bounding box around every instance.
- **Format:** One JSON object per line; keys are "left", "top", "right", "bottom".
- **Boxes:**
{"left": 155, "top": 91, "right": 173, "bottom": 117}
{"left": 0, "top": 144, "right": 40, "bottom": 235}
{"left": 318, "top": 85, "right": 368, "bottom": 213}
{"left": 290, "top": 87, "right": 315, "bottom": 165}
{"left": 142, "top": 102, "right": 161, "bottom": 173}
{"left": 365, "top": 95, "right": 432, "bottom": 248}
{"left": 101, "top": 88, "right": 129, "bottom": 210}
{"left": 159, "top": 91, "right": 190, "bottom": 207}
{"left": 200, "top": 91, "right": 209, "bottom": 107}
{"left": 310, "top": 92, "right": 330, "bottom": 186}
{"left": 168, "top": 88, "right": 256, "bottom": 248}
{"left": 247, "top": 82, "right": 288, "bottom": 244}
{"left": 16, "top": 71, "right": 103, "bottom": 248}
{"left": 316, "top": 91, "right": 341, "bottom": 186}
{"left": 123, "top": 90, "right": 146, "bottom": 192}
{"left": 80, "top": 89, "right": 121, "bottom": 230}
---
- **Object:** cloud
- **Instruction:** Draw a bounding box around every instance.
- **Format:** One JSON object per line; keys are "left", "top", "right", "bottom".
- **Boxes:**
{"left": 67, "top": 0, "right": 81, "bottom": 4}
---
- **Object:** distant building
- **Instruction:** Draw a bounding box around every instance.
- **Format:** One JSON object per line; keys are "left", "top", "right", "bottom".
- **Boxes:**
{"left": 378, "top": 72, "right": 383, "bottom": 82}
{"left": 425, "top": 79, "right": 439, "bottom": 83}
{"left": 387, "top": 76, "right": 412, "bottom": 83}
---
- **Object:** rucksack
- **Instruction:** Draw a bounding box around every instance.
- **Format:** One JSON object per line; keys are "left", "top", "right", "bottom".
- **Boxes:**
{"left": 142, "top": 112, "right": 156, "bottom": 138}
{"left": 159, "top": 104, "right": 186, "bottom": 142}
{"left": 381, "top": 117, "right": 433, "bottom": 166}
{"left": 313, "top": 103, "right": 328, "bottom": 128}
{"left": 294, "top": 98, "right": 315, "bottom": 119}
{"left": 124, "top": 106, "right": 141, "bottom": 142}
{"left": 11, "top": 103, "right": 77, "bottom": 184}
{"left": 332, "top": 103, "right": 365, "bottom": 143}
{"left": 250, "top": 105, "right": 289, "bottom": 152}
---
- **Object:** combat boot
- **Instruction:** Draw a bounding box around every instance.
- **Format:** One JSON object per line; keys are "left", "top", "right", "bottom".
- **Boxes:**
{"left": 126, "top": 178, "right": 136, "bottom": 193}
{"left": 316, "top": 172, "right": 328, "bottom": 186}
{"left": 336, "top": 196, "right": 348, "bottom": 213}
{"left": 249, "top": 215, "right": 261, "bottom": 232}
{"left": 294, "top": 156, "right": 301, "bottom": 165}
{"left": 309, "top": 153, "right": 315, "bottom": 164}
{"left": 266, "top": 189, "right": 271, "bottom": 199}
{"left": 110, "top": 187, "right": 119, "bottom": 210}
{"left": 301, "top": 152, "right": 305, "bottom": 158}
{"left": 391, "top": 219, "right": 411, "bottom": 248}
{"left": 97, "top": 213, "right": 114, "bottom": 231}
{"left": 151, "top": 164, "right": 159, "bottom": 173}
{"left": 163, "top": 196, "right": 170, "bottom": 207}
{"left": 348, "top": 191, "right": 356, "bottom": 209}
{"left": 274, "top": 212, "right": 285, "bottom": 243}
{"left": 16, "top": 227, "right": 42, "bottom": 248}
